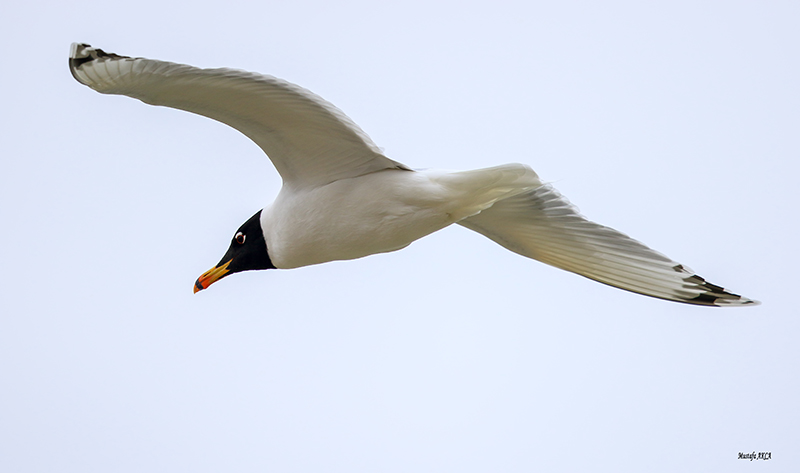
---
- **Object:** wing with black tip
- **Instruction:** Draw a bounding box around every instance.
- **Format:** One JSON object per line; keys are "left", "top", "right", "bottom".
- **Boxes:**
{"left": 69, "top": 43, "right": 410, "bottom": 189}
{"left": 459, "top": 184, "right": 758, "bottom": 306}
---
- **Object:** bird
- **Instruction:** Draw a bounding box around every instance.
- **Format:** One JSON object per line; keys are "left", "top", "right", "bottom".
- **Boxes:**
{"left": 68, "top": 43, "right": 758, "bottom": 307}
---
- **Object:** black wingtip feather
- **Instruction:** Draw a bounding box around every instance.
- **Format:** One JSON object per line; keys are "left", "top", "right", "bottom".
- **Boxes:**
{"left": 69, "top": 43, "right": 129, "bottom": 84}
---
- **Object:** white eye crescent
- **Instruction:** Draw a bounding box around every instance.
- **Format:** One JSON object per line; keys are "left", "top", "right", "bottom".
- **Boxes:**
{"left": 235, "top": 232, "right": 246, "bottom": 244}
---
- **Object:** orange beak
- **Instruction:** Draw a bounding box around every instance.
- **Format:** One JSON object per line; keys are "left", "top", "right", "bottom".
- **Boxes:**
{"left": 193, "top": 259, "right": 232, "bottom": 293}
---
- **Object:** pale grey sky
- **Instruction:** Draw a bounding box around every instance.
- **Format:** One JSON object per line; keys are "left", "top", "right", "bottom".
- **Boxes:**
{"left": 1, "top": 1, "right": 797, "bottom": 471}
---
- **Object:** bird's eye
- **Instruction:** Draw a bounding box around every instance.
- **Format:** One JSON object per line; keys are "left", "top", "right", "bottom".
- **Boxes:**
{"left": 235, "top": 232, "right": 246, "bottom": 244}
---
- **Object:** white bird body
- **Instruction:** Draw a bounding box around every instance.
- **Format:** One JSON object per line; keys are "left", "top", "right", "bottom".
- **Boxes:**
{"left": 68, "top": 43, "right": 758, "bottom": 306}
{"left": 265, "top": 165, "right": 541, "bottom": 268}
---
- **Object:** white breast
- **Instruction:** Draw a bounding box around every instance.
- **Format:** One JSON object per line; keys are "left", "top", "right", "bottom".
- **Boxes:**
{"left": 262, "top": 170, "right": 449, "bottom": 268}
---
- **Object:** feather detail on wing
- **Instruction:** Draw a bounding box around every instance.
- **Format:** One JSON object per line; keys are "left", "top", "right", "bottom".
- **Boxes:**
{"left": 457, "top": 184, "right": 758, "bottom": 306}
{"left": 69, "top": 43, "right": 409, "bottom": 188}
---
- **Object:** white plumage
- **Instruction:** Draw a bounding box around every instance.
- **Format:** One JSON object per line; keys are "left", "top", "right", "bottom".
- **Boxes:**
{"left": 69, "top": 43, "right": 757, "bottom": 306}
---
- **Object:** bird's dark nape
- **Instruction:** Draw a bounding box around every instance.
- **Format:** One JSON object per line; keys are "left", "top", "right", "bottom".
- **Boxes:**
{"left": 219, "top": 210, "right": 275, "bottom": 274}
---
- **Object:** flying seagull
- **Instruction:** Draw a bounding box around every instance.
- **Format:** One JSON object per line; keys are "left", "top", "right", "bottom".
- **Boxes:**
{"left": 68, "top": 43, "right": 758, "bottom": 306}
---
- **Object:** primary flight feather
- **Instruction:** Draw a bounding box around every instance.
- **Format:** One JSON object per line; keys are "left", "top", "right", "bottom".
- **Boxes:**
{"left": 69, "top": 43, "right": 758, "bottom": 306}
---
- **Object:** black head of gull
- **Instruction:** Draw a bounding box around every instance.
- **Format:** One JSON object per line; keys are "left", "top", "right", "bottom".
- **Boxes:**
{"left": 194, "top": 210, "right": 275, "bottom": 292}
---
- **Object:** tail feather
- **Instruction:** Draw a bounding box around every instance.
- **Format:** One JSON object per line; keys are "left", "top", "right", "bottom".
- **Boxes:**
{"left": 430, "top": 164, "right": 542, "bottom": 221}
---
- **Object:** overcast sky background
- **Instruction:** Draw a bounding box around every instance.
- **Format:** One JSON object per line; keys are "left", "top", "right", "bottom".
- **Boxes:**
{"left": 1, "top": 1, "right": 797, "bottom": 471}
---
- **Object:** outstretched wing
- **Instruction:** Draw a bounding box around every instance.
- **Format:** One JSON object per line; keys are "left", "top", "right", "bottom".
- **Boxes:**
{"left": 69, "top": 43, "right": 409, "bottom": 189}
{"left": 458, "top": 184, "right": 758, "bottom": 306}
